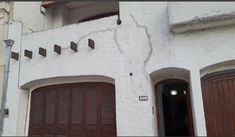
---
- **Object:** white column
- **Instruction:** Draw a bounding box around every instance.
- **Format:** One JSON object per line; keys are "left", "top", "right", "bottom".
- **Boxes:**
{"left": 189, "top": 68, "right": 207, "bottom": 136}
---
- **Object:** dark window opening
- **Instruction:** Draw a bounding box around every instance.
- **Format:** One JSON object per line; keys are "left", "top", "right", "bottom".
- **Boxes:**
{"left": 79, "top": 11, "right": 119, "bottom": 23}
{"left": 41, "top": 1, "right": 120, "bottom": 27}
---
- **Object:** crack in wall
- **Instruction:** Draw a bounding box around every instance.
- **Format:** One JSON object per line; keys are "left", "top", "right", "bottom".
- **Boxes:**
{"left": 77, "top": 28, "right": 115, "bottom": 45}
{"left": 20, "top": 25, "right": 125, "bottom": 60}
{"left": 19, "top": 15, "right": 153, "bottom": 87}
{"left": 130, "top": 14, "right": 153, "bottom": 83}
{"left": 113, "top": 26, "right": 124, "bottom": 54}
{"left": 76, "top": 26, "right": 125, "bottom": 56}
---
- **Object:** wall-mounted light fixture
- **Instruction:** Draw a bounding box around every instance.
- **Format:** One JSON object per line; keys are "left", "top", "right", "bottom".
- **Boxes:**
{"left": 39, "top": 47, "right": 46, "bottom": 57}
{"left": 117, "top": 4, "right": 121, "bottom": 25}
{"left": 4, "top": 108, "right": 9, "bottom": 118}
{"left": 170, "top": 90, "right": 177, "bottom": 96}
{"left": 40, "top": 6, "right": 46, "bottom": 15}
{"left": 88, "top": 39, "right": 95, "bottom": 49}
{"left": 24, "top": 50, "right": 32, "bottom": 59}
{"left": 11, "top": 52, "right": 19, "bottom": 60}
{"left": 117, "top": 18, "right": 122, "bottom": 25}
{"left": 70, "top": 41, "right": 77, "bottom": 52}
{"left": 54, "top": 44, "right": 61, "bottom": 54}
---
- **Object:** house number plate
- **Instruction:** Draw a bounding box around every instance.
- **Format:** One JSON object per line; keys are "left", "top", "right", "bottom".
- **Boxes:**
{"left": 139, "top": 96, "right": 148, "bottom": 101}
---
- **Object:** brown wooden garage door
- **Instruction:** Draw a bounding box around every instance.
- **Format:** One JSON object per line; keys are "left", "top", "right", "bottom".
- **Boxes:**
{"left": 28, "top": 82, "right": 116, "bottom": 137}
{"left": 201, "top": 70, "right": 235, "bottom": 136}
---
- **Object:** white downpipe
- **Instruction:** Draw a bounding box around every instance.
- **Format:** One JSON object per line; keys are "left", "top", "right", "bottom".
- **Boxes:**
{"left": 0, "top": 39, "right": 14, "bottom": 136}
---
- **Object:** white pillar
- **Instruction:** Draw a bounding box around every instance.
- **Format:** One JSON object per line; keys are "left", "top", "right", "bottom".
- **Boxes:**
{"left": 189, "top": 68, "right": 207, "bottom": 136}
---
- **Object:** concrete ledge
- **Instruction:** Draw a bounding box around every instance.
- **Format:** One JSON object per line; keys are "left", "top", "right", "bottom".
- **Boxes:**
{"left": 170, "top": 12, "right": 235, "bottom": 33}
{"left": 168, "top": 2, "right": 235, "bottom": 33}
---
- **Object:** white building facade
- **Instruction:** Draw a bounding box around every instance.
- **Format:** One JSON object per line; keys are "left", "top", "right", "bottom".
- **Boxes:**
{"left": 2, "top": 2, "right": 235, "bottom": 136}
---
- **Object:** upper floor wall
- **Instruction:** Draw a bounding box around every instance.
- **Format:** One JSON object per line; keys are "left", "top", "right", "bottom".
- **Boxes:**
{"left": 10, "top": 1, "right": 235, "bottom": 88}
{"left": 13, "top": 1, "right": 119, "bottom": 33}
{"left": 12, "top": 2, "right": 235, "bottom": 34}
{"left": 13, "top": 2, "right": 45, "bottom": 33}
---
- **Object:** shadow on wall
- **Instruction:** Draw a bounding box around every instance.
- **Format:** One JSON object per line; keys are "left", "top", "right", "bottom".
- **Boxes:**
{"left": 20, "top": 75, "right": 115, "bottom": 91}
{"left": 150, "top": 67, "right": 190, "bottom": 85}
{"left": 200, "top": 59, "right": 235, "bottom": 77}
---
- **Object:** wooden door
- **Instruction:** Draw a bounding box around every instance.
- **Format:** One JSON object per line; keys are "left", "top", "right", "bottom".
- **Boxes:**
{"left": 185, "top": 85, "right": 195, "bottom": 136}
{"left": 28, "top": 82, "right": 116, "bottom": 137}
{"left": 201, "top": 70, "right": 235, "bottom": 136}
{"left": 155, "top": 84, "right": 165, "bottom": 136}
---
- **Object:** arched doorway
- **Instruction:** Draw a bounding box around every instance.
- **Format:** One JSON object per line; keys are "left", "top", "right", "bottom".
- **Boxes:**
{"left": 28, "top": 82, "right": 116, "bottom": 137}
{"left": 201, "top": 69, "right": 235, "bottom": 136}
{"left": 155, "top": 79, "right": 194, "bottom": 136}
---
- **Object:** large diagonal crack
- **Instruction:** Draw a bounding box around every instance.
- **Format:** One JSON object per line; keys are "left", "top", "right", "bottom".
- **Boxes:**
{"left": 77, "top": 28, "right": 114, "bottom": 45}
{"left": 77, "top": 27, "right": 125, "bottom": 55}
{"left": 114, "top": 26, "right": 124, "bottom": 54}
{"left": 73, "top": 16, "right": 153, "bottom": 83}
{"left": 130, "top": 14, "right": 153, "bottom": 83}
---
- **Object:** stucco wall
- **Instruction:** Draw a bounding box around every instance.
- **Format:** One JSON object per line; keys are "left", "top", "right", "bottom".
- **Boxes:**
{"left": 13, "top": 2, "right": 46, "bottom": 33}
{"left": 12, "top": 2, "right": 119, "bottom": 33}
{"left": 2, "top": 2, "right": 235, "bottom": 136}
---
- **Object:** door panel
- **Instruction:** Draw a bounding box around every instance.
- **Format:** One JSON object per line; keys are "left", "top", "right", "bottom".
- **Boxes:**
{"left": 201, "top": 70, "right": 235, "bottom": 136}
{"left": 155, "top": 84, "right": 165, "bottom": 136}
{"left": 101, "top": 86, "right": 115, "bottom": 125}
{"left": 185, "top": 86, "right": 195, "bottom": 136}
{"left": 57, "top": 89, "right": 70, "bottom": 124}
{"left": 85, "top": 126, "right": 98, "bottom": 137}
{"left": 71, "top": 86, "right": 83, "bottom": 124}
{"left": 45, "top": 90, "right": 56, "bottom": 124}
{"left": 86, "top": 85, "right": 98, "bottom": 125}
{"left": 70, "top": 127, "right": 82, "bottom": 136}
{"left": 31, "top": 91, "right": 44, "bottom": 124}
{"left": 28, "top": 82, "right": 116, "bottom": 137}
{"left": 44, "top": 126, "right": 55, "bottom": 136}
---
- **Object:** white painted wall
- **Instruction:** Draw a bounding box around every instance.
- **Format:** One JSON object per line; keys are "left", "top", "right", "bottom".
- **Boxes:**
{"left": 3, "top": 2, "right": 235, "bottom": 136}
{"left": 12, "top": 2, "right": 119, "bottom": 33}
{"left": 13, "top": 2, "right": 45, "bottom": 33}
